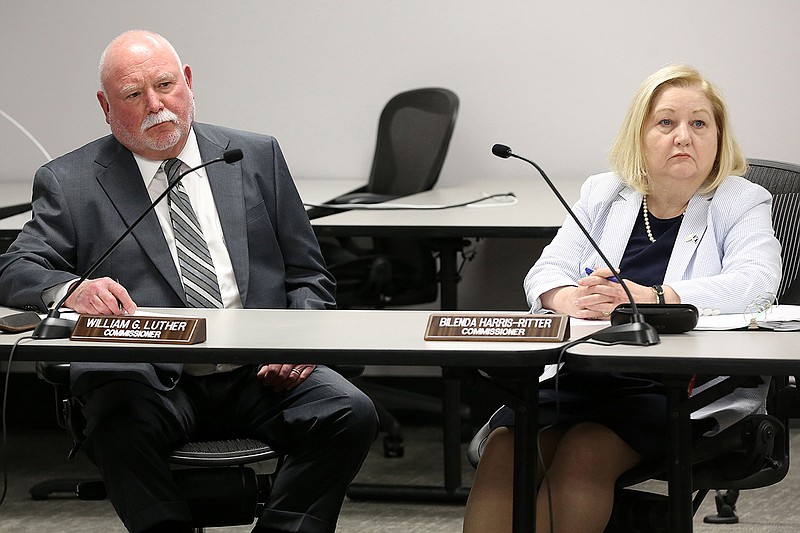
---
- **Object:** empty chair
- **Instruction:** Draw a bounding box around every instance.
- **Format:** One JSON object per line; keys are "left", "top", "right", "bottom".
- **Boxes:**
{"left": 312, "top": 87, "right": 460, "bottom": 309}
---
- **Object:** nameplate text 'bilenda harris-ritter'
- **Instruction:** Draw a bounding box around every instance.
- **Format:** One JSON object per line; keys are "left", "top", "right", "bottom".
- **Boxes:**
{"left": 425, "top": 313, "right": 569, "bottom": 341}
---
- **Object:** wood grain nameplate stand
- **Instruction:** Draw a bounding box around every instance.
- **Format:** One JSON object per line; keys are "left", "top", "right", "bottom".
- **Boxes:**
{"left": 425, "top": 313, "right": 569, "bottom": 342}
{"left": 71, "top": 315, "right": 206, "bottom": 344}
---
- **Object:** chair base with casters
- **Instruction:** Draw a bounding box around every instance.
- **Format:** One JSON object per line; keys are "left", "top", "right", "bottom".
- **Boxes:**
{"left": 31, "top": 362, "right": 283, "bottom": 532}
{"left": 703, "top": 489, "right": 741, "bottom": 524}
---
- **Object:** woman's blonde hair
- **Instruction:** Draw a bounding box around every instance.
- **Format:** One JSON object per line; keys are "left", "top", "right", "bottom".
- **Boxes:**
{"left": 609, "top": 64, "right": 747, "bottom": 194}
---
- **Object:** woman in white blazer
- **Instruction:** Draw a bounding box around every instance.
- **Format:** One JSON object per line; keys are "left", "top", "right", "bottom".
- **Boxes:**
{"left": 463, "top": 65, "right": 781, "bottom": 533}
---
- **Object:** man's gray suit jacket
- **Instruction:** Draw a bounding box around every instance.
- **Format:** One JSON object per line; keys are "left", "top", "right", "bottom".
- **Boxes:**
{"left": 0, "top": 123, "right": 336, "bottom": 395}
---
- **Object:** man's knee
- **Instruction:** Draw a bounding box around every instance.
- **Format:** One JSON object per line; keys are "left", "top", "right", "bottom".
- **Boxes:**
{"left": 343, "top": 385, "right": 379, "bottom": 442}
{"left": 80, "top": 380, "right": 182, "bottom": 455}
{"left": 311, "top": 377, "right": 378, "bottom": 448}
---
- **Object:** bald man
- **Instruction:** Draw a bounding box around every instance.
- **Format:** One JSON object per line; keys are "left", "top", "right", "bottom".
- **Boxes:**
{"left": 0, "top": 30, "right": 377, "bottom": 533}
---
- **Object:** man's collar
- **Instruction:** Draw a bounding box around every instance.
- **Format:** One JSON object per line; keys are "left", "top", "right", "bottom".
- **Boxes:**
{"left": 134, "top": 127, "right": 201, "bottom": 186}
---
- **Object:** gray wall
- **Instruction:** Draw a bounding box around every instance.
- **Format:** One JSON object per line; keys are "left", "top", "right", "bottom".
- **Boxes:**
{"left": 2, "top": 1, "right": 799, "bottom": 311}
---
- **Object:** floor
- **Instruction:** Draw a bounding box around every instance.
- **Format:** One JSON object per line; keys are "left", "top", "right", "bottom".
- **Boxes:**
{"left": 2, "top": 425, "right": 800, "bottom": 532}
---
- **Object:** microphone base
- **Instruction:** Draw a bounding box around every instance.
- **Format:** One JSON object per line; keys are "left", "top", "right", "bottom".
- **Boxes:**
{"left": 590, "top": 320, "right": 660, "bottom": 346}
{"left": 32, "top": 316, "right": 77, "bottom": 339}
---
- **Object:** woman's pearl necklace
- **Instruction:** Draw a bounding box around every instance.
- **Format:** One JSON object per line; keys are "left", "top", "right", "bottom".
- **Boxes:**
{"left": 642, "top": 195, "right": 684, "bottom": 244}
{"left": 642, "top": 195, "right": 657, "bottom": 243}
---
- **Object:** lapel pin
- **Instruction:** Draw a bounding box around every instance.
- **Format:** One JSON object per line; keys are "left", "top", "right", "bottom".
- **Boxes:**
{"left": 685, "top": 233, "right": 699, "bottom": 243}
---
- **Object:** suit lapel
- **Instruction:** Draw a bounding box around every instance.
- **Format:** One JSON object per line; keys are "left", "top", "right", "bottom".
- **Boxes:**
{"left": 195, "top": 125, "right": 250, "bottom": 305}
{"left": 597, "top": 187, "right": 641, "bottom": 268}
{"left": 94, "top": 139, "right": 186, "bottom": 302}
{"left": 664, "top": 194, "right": 711, "bottom": 282}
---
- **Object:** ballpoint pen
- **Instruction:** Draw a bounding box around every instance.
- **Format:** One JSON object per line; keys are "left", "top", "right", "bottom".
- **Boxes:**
{"left": 585, "top": 267, "right": 619, "bottom": 284}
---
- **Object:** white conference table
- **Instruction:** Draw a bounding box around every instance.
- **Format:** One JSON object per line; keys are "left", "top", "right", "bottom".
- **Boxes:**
{"left": 0, "top": 307, "right": 595, "bottom": 367}
{"left": 566, "top": 329, "right": 800, "bottom": 533}
{"left": 0, "top": 306, "right": 601, "bottom": 533}
{"left": 309, "top": 176, "right": 571, "bottom": 238}
{"left": 309, "top": 176, "right": 574, "bottom": 310}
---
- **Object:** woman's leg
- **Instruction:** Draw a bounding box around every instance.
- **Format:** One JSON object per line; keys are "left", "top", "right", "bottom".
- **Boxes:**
{"left": 464, "top": 422, "right": 641, "bottom": 533}
{"left": 463, "top": 426, "right": 564, "bottom": 533}
{"left": 536, "top": 422, "right": 641, "bottom": 533}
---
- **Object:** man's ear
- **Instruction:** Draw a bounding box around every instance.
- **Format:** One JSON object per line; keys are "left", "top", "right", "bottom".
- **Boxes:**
{"left": 97, "top": 91, "right": 111, "bottom": 125}
{"left": 183, "top": 64, "right": 193, "bottom": 91}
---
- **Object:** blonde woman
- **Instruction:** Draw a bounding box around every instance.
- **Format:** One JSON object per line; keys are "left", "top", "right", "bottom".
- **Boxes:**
{"left": 463, "top": 65, "right": 781, "bottom": 533}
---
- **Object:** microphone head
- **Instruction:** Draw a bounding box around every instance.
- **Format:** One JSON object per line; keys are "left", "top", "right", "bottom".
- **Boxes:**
{"left": 492, "top": 144, "right": 513, "bottom": 159}
{"left": 223, "top": 149, "right": 244, "bottom": 164}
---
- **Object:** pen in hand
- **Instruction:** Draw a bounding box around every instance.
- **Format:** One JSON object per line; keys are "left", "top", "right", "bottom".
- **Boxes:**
{"left": 585, "top": 267, "right": 619, "bottom": 283}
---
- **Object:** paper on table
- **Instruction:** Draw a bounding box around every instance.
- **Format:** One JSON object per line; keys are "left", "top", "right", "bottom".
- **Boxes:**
{"left": 756, "top": 304, "right": 800, "bottom": 331}
{"left": 694, "top": 304, "right": 800, "bottom": 331}
{"left": 694, "top": 314, "right": 749, "bottom": 331}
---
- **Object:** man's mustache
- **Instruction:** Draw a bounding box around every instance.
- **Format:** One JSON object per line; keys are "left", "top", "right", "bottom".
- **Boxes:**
{"left": 140, "top": 110, "right": 179, "bottom": 133}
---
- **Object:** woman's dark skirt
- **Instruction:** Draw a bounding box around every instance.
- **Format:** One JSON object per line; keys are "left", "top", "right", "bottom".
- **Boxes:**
{"left": 489, "top": 369, "right": 713, "bottom": 461}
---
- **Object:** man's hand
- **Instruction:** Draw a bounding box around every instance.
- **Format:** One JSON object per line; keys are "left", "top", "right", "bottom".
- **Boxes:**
{"left": 65, "top": 277, "right": 137, "bottom": 316}
{"left": 257, "top": 364, "right": 316, "bottom": 392}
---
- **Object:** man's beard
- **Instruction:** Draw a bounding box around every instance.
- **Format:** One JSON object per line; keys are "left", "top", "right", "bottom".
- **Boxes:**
{"left": 111, "top": 96, "right": 195, "bottom": 155}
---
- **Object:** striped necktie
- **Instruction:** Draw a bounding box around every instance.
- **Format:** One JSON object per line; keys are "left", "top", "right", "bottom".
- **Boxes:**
{"left": 163, "top": 158, "right": 224, "bottom": 308}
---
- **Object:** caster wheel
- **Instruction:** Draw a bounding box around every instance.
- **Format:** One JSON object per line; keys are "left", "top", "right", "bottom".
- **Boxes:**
{"left": 383, "top": 435, "right": 404, "bottom": 458}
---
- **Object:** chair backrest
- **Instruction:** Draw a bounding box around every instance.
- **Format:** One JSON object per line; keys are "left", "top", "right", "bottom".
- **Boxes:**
{"left": 367, "top": 87, "right": 459, "bottom": 197}
{"left": 743, "top": 158, "right": 800, "bottom": 304}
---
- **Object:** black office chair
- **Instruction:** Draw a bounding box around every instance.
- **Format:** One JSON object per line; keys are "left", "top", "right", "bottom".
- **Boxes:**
{"left": 313, "top": 88, "right": 462, "bottom": 458}
{"left": 604, "top": 380, "right": 791, "bottom": 532}
{"left": 31, "top": 362, "right": 282, "bottom": 532}
{"left": 467, "top": 158, "right": 800, "bottom": 531}
{"left": 693, "top": 158, "right": 800, "bottom": 525}
{"left": 311, "top": 87, "right": 460, "bottom": 310}
{"left": 743, "top": 159, "right": 800, "bottom": 305}
{"left": 307, "top": 87, "right": 458, "bottom": 213}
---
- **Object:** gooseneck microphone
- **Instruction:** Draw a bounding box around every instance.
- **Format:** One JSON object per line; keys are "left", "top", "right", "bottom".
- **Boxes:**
{"left": 32, "top": 148, "right": 244, "bottom": 340}
{"left": 492, "top": 143, "right": 659, "bottom": 346}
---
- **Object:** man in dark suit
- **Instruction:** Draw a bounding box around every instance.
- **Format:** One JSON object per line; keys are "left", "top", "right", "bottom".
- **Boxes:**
{"left": 0, "top": 30, "right": 378, "bottom": 533}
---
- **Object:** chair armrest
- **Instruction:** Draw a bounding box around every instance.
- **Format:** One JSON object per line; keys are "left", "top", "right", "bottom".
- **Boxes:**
{"left": 467, "top": 421, "right": 492, "bottom": 468}
{"left": 35, "top": 361, "right": 71, "bottom": 385}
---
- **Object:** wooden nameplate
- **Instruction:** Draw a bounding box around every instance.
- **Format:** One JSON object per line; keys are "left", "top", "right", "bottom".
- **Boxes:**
{"left": 70, "top": 315, "right": 206, "bottom": 344}
{"left": 425, "top": 313, "right": 569, "bottom": 342}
